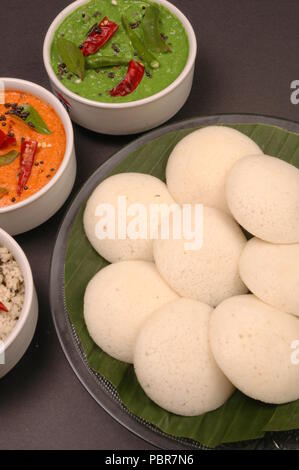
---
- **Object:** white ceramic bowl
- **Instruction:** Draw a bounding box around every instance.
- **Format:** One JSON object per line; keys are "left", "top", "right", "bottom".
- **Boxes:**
{"left": 0, "top": 78, "right": 76, "bottom": 236}
{"left": 0, "top": 228, "right": 38, "bottom": 379}
{"left": 43, "top": 0, "right": 197, "bottom": 135}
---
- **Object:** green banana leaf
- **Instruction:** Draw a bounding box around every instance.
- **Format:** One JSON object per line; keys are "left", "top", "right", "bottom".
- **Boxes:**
{"left": 65, "top": 123, "right": 299, "bottom": 448}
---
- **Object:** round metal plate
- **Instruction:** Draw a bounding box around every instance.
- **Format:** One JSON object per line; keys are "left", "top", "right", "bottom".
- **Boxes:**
{"left": 50, "top": 114, "right": 299, "bottom": 450}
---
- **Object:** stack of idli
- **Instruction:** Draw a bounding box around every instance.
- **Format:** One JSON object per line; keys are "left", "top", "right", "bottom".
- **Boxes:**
{"left": 82, "top": 125, "right": 299, "bottom": 417}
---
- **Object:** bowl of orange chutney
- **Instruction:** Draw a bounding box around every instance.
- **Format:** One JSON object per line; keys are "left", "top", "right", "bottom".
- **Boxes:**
{"left": 0, "top": 78, "right": 76, "bottom": 235}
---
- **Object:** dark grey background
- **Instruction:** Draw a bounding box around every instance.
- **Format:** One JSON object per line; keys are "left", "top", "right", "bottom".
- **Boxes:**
{"left": 1, "top": 0, "right": 299, "bottom": 450}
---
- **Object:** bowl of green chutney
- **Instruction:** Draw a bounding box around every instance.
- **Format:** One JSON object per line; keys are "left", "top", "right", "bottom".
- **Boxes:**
{"left": 43, "top": 0, "right": 197, "bottom": 135}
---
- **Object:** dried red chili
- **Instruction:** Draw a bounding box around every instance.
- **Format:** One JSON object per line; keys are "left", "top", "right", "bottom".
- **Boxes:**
{"left": 0, "top": 301, "right": 8, "bottom": 313}
{"left": 17, "top": 139, "right": 38, "bottom": 196}
{"left": 82, "top": 17, "right": 119, "bottom": 56}
{"left": 0, "top": 129, "right": 16, "bottom": 149}
{"left": 109, "top": 60, "right": 145, "bottom": 97}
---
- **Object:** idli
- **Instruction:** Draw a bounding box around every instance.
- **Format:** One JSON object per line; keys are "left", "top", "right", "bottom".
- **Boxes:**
{"left": 84, "top": 261, "right": 178, "bottom": 363}
{"left": 134, "top": 298, "right": 234, "bottom": 416}
{"left": 226, "top": 155, "right": 299, "bottom": 243}
{"left": 210, "top": 295, "right": 299, "bottom": 404}
{"left": 153, "top": 206, "right": 248, "bottom": 306}
{"left": 166, "top": 126, "right": 263, "bottom": 213}
{"left": 239, "top": 238, "right": 299, "bottom": 317}
{"left": 84, "top": 173, "right": 174, "bottom": 263}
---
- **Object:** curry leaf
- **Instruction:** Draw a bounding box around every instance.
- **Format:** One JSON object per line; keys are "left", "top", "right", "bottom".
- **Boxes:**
{"left": 0, "top": 150, "right": 19, "bottom": 166}
{"left": 142, "top": 4, "right": 171, "bottom": 53}
{"left": 21, "top": 104, "right": 52, "bottom": 135}
{"left": 0, "top": 187, "right": 8, "bottom": 198}
{"left": 57, "top": 37, "right": 85, "bottom": 80}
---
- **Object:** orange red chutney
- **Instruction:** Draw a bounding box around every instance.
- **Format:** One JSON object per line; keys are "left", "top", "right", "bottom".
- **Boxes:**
{"left": 0, "top": 91, "right": 66, "bottom": 208}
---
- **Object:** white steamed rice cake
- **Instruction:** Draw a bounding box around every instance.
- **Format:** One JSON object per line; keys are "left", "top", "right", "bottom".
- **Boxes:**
{"left": 239, "top": 238, "right": 299, "bottom": 317}
{"left": 134, "top": 298, "right": 235, "bottom": 416}
{"left": 153, "top": 206, "right": 248, "bottom": 306}
{"left": 226, "top": 154, "right": 299, "bottom": 243}
{"left": 84, "top": 173, "right": 174, "bottom": 263}
{"left": 210, "top": 295, "right": 299, "bottom": 404}
{"left": 166, "top": 126, "right": 263, "bottom": 213}
{"left": 84, "top": 261, "right": 178, "bottom": 363}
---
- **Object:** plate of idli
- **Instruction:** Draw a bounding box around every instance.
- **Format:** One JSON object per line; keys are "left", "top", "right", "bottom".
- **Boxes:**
{"left": 50, "top": 114, "right": 299, "bottom": 449}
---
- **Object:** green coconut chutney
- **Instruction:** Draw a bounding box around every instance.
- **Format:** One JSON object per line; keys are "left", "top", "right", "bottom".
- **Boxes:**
{"left": 50, "top": 0, "right": 189, "bottom": 103}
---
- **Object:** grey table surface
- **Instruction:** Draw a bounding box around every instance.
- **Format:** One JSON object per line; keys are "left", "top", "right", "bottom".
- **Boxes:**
{"left": 1, "top": 0, "right": 299, "bottom": 450}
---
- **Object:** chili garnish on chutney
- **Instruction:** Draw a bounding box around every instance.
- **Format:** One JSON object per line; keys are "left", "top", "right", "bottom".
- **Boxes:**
{"left": 18, "top": 139, "right": 38, "bottom": 196}
{"left": 81, "top": 16, "right": 119, "bottom": 56}
{"left": 0, "top": 91, "right": 66, "bottom": 208}
{"left": 0, "top": 129, "right": 16, "bottom": 149}
{"left": 0, "top": 301, "right": 8, "bottom": 313}
{"left": 110, "top": 60, "right": 145, "bottom": 97}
